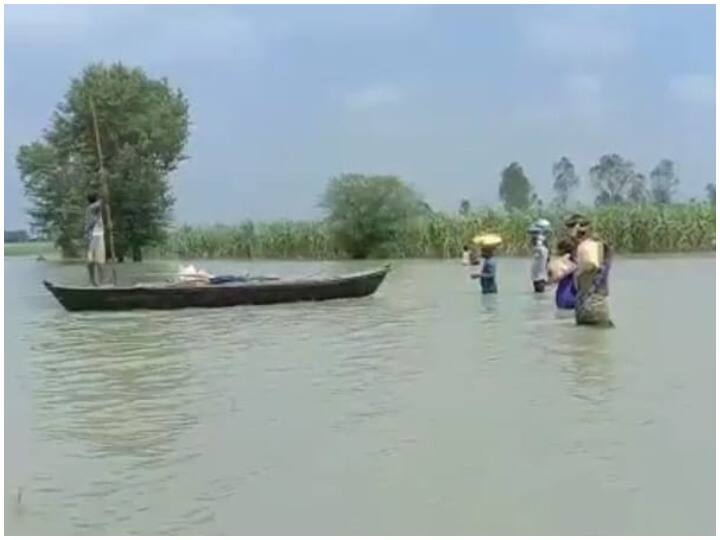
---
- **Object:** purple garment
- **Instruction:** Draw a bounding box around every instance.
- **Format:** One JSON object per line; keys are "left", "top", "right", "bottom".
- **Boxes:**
{"left": 556, "top": 274, "right": 577, "bottom": 309}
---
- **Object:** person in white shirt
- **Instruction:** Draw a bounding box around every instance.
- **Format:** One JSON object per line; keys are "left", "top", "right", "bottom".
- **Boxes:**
{"left": 83, "top": 192, "right": 105, "bottom": 286}
{"left": 530, "top": 232, "right": 549, "bottom": 292}
{"left": 461, "top": 245, "right": 471, "bottom": 265}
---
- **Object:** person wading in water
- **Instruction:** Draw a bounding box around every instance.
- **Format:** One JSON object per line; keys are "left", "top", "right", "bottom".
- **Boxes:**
{"left": 564, "top": 214, "right": 613, "bottom": 327}
{"left": 548, "top": 238, "right": 577, "bottom": 310}
{"left": 470, "top": 234, "right": 501, "bottom": 294}
{"left": 528, "top": 228, "right": 549, "bottom": 293}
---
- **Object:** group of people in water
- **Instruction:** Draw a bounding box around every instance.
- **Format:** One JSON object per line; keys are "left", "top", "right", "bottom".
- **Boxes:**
{"left": 462, "top": 213, "right": 613, "bottom": 327}
{"left": 83, "top": 191, "right": 611, "bottom": 326}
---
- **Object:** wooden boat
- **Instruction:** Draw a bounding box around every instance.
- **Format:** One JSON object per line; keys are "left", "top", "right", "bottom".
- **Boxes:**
{"left": 43, "top": 265, "right": 391, "bottom": 311}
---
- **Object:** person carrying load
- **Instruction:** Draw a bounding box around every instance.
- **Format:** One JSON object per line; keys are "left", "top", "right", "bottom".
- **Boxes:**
{"left": 527, "top": 221, "right": 550, "bottom": 293}
{"left": 470, "top": 233, "right": 502, "bottom": 294}
{"left": 564, "top": 213, "right": 613, "bottom": 326}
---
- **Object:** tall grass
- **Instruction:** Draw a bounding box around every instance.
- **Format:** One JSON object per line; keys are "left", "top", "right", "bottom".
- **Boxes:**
{"left": 4, "top": 241, "right": 57, "bottom": 257}
{"left": 155, "top": 221, "right": 340, "bottom": 260}
{"left": 155, "top": 203, "right": 715, "bottom": 260}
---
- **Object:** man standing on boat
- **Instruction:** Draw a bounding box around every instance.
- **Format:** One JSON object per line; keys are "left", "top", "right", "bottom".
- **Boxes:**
{"left": 83, "top": 192, "right": 106, "bottom": 286}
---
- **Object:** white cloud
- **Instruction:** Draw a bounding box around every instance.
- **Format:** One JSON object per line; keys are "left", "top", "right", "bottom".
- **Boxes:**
{"left": 668, "top": 74, "right": 714, "bottom": 105}
{"left": 345, "top": 84, "right": 403, "bottom": 110}
{"left": 520, "top": 12, "right": 631, "bottom": 63}
{"left": 5, "top": 5, "right": 93, "bottom": 42}
{"left": 5, "top": 6, "right": 261, "bottom": 64}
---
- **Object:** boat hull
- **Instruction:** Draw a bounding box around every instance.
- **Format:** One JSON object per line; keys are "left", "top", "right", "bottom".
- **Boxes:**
{"left": 43, "top": 265, "right": 390, "bottom": 311}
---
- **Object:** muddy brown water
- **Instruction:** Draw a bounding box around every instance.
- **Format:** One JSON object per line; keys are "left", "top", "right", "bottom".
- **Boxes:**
{"left": 4, "top": 255, "right": 715, "bottom": 534}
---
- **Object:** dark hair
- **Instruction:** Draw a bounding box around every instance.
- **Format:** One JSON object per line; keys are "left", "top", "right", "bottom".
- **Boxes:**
{"left": 462, "top": 245, "right": 468, "bottom": 251}
{"left": 564, "top": 213, "right": 590, "bottom": 228}
{"left": 557, "top": 239, "right": 574, "bottom": 254}
{"left": 576, "top": 227, "right": 589, "bottom": 239}
{"left": 87, "top": 192, "right": 99, "bottom": 204}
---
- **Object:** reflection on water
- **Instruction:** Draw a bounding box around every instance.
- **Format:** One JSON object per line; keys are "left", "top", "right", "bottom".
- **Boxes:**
{"left": 31, "top": 312, "right": 199, "bottom": 457}
{"left": 5, "top": 255, "right": 715, "bottom": 534}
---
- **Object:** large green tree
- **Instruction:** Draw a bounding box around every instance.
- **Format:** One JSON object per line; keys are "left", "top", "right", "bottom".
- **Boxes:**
{"left": 17, "top": 62, "right": 189, "bottom": 260}
{"left": 706, "top": 182, "right": 716, "bottom": 206}
{"left": 16, "top": 145, "right": 90, "bottom": 257}
{"left": 589, "top": 154, "right": 647, "bottom": 206}
{"left": 649, "top": 159, "right": 679, "bottom": 204}
{"left": 458, "top": 198, "right": 471, "bottom": 216}
{"left": 499, "top": 162, "right": 533, "bottom": 211}
{"left": 551, "top": 156, "right": 580, "bottom": 207}
{"left": 320, "top": 174, "right": 426, "bottom": 259}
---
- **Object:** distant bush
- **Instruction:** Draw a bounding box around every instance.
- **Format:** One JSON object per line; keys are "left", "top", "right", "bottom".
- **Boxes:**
{"left": 5, "top": 230, "right": 30, "bottom": 243}
{"left": 319, "top": 174, "right": 428, "bottom": 258}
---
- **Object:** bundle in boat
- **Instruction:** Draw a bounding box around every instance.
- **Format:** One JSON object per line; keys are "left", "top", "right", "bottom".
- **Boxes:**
{"left": 175, "top": 264, "right": 279, "bottom": 286}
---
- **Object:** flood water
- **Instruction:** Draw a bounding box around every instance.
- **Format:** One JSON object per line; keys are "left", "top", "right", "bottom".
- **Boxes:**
{"left": 4, "top": 255, "right": 715, "bottom": 534}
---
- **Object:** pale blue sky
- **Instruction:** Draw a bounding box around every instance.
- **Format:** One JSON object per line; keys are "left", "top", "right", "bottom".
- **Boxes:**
{"left": 4, "top": 4, "right": 715, "bottom": 229}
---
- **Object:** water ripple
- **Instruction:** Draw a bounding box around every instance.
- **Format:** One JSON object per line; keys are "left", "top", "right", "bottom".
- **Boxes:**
{"left": 5, "top": 257, "right": 716, "bottom": 535}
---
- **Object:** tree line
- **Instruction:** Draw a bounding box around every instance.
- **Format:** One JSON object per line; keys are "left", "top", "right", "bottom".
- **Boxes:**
{"left": 5, "top": 230, "right": 30, "bottom": 243}
{"left": 458, "top": 156, "right": 715, "bottom": 216}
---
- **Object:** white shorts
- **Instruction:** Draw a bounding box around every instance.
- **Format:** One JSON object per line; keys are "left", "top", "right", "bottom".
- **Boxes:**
{"left": 87, "top": 233, "right": 106, "bottom": 264}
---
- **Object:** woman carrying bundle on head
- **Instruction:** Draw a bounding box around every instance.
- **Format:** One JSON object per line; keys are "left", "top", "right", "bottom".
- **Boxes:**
{"left": 470, "top": 233, "right": 501, "bottom": 294}
{"left": 527, "top": 220, "right": 551, "bottom": 293}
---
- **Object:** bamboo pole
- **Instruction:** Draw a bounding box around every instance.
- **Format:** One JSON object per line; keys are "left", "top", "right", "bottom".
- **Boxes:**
{"left": 88, "top": 96, "right": 117, "bottom": 263}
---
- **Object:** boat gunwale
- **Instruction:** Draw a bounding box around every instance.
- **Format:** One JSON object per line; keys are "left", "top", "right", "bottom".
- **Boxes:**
{"left": 43, "top": 264, "right": 391, "bottom": 294}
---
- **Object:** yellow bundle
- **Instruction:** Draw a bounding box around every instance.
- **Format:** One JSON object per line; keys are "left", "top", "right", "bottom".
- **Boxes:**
{"left": 472, "top": 233, "right": 502, "bottom": 248}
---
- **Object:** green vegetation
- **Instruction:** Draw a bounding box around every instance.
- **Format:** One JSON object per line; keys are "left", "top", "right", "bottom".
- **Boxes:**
{"left": 5, "top": 242, "right": 57, "bottom": 257}
{"left": 156, "top": 171, "right": 714, "bottom": 260}
{"left": 590, "top": 154, "right": 648, "bottom": 206}
{"left": 17, "top": 62, "right": 189, "bottom": 261}
{"left": 650, "top": 159, "right": 680, "bottom": 204}
{"left": 320, "top": 174, "right": 428, "bottom": 258}
{"left": 706, "top": 183, "right": 716, "bottom": 206}
{"left": 5, "top": 230, "right": 30, "bottom": 243}
{"left": 552, "top": 157, "right": 580, "bottom": 207}
{"left": 156, "top": 203, "right": 715, "bottom": 260}
{"left": 499, "top": 162, "right": 536, "bottom": 211}
{"left": 17, "top": 203, "right": 713, "bottom": 260}
{"left": 156, "top": 221, "right": 339, "bottom": 260}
